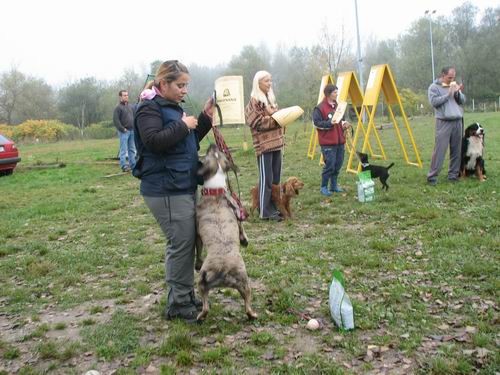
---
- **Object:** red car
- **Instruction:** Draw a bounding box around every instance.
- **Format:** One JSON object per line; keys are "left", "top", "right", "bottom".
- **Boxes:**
{"left": 0, "top": 134, "right": 21, "bottom": 176}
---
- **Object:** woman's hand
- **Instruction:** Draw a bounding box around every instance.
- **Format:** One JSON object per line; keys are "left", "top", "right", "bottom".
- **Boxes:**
{"left": 203, "top": 97, "right": 215, "bottom": 119}
{"left": 182, "top": 112, "right": 198, "bottom": 130}
{"left": 265, "top": 105, "right": 277, "bottom": 116}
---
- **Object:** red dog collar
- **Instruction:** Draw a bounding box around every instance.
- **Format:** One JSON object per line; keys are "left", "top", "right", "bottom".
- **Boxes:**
{"left": 201, "top": 187, "right": 227, "bottom": 196}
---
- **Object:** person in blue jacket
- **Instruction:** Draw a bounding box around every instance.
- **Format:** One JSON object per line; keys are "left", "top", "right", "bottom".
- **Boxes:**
{"left": 133, "top": 60, "right": 214, "bottom": 323}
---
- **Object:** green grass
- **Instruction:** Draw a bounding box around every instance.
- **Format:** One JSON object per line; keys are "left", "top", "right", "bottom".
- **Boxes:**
{"left": 80, "top": 310, "right": 142, "bottom": 360}
{"left": 0, "top": 112, "right": 499, "bottom": 373}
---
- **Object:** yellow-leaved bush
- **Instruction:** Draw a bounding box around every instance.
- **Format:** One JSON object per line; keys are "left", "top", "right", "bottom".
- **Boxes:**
{"left": 0, "top": 120, "right": 79, "bottom": 142}
{"left": 0, "top": 124, "right": 15, "bottom": 139}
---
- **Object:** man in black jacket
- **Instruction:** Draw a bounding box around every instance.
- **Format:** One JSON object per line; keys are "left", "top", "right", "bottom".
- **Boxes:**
{"left": 113, "top": 90, "right": 137, "bottom": 172}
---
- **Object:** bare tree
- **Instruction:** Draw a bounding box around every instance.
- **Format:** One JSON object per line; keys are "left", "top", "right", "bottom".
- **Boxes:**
{"left": 0, "top": 69, "right": 25, "bottom": 124}
{"left": 318, "top": 22, "right": 349, "bottom": 76}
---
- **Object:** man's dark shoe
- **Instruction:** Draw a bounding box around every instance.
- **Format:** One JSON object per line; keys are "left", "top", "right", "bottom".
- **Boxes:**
{"left": 427, "top": 179, "right": 437, "bottom": 186}
{"left": 448, "top": 177, "right": 460, "bottom": 183}
{"left": 165, "top": 303, "right": 199, "bottom": 324}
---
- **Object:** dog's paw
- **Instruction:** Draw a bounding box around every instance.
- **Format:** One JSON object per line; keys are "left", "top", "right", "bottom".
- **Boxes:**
{"left": 195, "top": 259, "right": 204, "bottom": 272}
{"left": 247, "top": 310, "right": 258, "bottom": 320}
{"left": 196, "top": 311, "right": 208, "bottom": 321}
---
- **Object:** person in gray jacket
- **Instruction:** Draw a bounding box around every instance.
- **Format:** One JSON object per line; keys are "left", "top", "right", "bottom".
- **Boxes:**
{"left": 427, "top": 66, "right": 466, "bottom": 185}
{"left": 113, "top": 90, "right": 137, "bottom": 172}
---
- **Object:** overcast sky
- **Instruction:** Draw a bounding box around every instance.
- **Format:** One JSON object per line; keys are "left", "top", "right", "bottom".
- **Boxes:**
{"left": 1, "top": 0, "right": 497, "bottom": 86}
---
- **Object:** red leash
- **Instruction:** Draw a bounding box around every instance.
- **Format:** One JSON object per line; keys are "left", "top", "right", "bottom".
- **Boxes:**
{"left": 210, "top": 98, "right": 248, "bottom": 220}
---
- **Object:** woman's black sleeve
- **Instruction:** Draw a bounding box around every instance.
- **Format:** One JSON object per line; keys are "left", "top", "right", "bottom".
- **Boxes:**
{"left": 196, "top": 111, "right": 213, "bottom": 141}
{"left": 135, "top": 102, "right": 189, "bottom": 154}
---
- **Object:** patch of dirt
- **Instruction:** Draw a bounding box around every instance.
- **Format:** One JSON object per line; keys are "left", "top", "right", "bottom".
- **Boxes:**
{"left": 290, "top": 331, "right": 319, "bottom": 355}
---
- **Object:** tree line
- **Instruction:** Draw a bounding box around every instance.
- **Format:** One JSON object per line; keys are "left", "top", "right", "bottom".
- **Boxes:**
{"left": 0, "top": 2, "right": 498, "bottom": 127}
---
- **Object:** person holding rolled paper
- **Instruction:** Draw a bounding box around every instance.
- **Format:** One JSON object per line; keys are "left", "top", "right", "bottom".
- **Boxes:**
{"left": 245, "top": 71, "right": 284, "bottom": 221}
{"left": 313, "top": 84, "right": 350, "bottom": 196}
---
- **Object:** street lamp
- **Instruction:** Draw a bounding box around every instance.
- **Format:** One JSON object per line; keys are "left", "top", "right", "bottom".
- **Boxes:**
{"left": 425, "top": 10, "right": 437, "bottom": 81}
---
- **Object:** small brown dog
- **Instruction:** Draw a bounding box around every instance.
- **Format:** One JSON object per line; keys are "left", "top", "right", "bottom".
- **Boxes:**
{"left": 196, "top": 144, "right": 256, "bottom": 321}
{"left": 250, "top": 176, "right": 304, "bottom": 219}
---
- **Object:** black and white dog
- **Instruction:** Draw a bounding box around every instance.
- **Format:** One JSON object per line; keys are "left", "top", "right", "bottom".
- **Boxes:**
{"left": 356, "top": 151, "right": 394, "bottom": 190}
{"left": 461, "top": 122, "right": 486, "bottom": 181}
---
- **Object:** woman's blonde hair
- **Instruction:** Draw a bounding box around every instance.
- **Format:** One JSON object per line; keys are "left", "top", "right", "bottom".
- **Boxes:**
{"left": 153, "top": 60, "right": 189, "bottom": 88}
{"left": 250, "top": 70, "right": 277, "bottom": 107}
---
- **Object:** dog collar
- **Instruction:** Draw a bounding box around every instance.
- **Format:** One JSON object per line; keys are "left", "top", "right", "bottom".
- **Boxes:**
{"left": 201, "top": 187, "right": 227, "bottom": 196}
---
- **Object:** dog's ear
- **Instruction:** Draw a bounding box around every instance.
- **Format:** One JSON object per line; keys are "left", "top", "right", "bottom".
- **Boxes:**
{"left": 284, "top": 180, "right": 296, "bottom": 196}
{"left": 356, "top": 151, "right": 368, "bottom": 162}
{"left": 217, "top": 152, "right": 238, "bottom": 174}
{"left": 217, "top": 151, "right": 239, "bottom": 174}
{"left": 198, "top": 155, "right": 218, "bottom": 180}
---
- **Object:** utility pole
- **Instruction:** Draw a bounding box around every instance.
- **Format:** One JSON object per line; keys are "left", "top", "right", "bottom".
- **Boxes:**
{"left": 354, "top": 0, "right": 366, "bottom": 122}
{"left": 354, "top": 0, "right": 364, "bottom": 90}
{"left": 425, "top": 10, "right": 437, "bottom": 81}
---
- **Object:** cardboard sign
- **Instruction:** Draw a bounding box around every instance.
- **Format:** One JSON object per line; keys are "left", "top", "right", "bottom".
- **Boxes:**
{"left": 331, "top": 101, "right": 347, "bottom": 124}
{"left": 214, "top": 76, "right": 245, "bottom": 125}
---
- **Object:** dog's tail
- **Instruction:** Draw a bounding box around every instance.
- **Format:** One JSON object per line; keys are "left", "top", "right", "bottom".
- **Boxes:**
{"left": 200, "top": 269, "right": 225, "bottom": 289}
{"left": 387, "top": 163, "right": 395, "bottom": 170}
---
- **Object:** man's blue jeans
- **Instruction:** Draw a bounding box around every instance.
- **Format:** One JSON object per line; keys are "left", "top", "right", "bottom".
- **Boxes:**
{"left": 118, "top": 130, "right": 137, "bottom": 170}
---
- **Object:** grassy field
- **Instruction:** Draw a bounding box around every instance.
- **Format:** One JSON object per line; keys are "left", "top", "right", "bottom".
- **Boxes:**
{"left": 0, "top": 112, "right": 498, "bottom": 374}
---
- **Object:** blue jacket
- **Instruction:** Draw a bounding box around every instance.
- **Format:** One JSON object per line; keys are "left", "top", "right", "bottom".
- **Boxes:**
{"left": 133, "top": 96, "right": 212, "bottom": 196}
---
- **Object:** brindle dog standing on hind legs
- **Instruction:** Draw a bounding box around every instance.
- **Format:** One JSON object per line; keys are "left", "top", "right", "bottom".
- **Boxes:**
{"left": 195, "top": 144, "right": 257, "bottom": 321}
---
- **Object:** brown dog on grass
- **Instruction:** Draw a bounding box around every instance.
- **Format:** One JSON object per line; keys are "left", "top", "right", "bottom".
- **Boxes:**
{"left": 250, "top": 176, "right": 304, "bottom": 219}
{"left": 196, "top": 144, "right": 257, "bottom": 321}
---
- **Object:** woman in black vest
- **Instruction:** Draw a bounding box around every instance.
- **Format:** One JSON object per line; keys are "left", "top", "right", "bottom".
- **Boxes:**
{"left": 134, "top": 60, "right": 214, "bottom": 323}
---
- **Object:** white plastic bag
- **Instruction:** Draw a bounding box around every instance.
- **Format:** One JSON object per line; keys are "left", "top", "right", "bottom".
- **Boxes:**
{"left": 357, "top": 171, "right": 375, "bottom": 202}
{"left": 328, "top": 270, "right": 354, "bottom": 330}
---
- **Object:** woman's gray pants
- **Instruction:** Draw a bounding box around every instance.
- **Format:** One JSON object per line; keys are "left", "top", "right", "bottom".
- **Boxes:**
{"left": 143, "top": 194, "right": 196, "bottom": 307}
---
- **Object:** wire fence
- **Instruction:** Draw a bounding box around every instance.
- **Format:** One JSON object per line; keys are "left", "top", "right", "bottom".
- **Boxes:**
{"left": 464, "top": 98, "right": 500, "bottom": 113}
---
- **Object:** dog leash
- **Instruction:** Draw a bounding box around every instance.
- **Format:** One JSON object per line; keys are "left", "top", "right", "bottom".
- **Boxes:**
{"left": 210, "top": 91, "right": 248, "bottom": 220}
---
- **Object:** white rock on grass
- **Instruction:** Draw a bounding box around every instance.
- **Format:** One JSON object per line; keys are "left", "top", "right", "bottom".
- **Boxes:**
{"left": 306, "top": 318, "right": 320, "bottom": 331}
